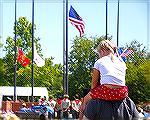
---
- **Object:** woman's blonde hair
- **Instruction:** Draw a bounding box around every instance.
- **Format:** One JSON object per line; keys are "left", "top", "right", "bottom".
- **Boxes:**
{"left": 97, "top": 40, "right": 123, "bottom": 62}
{"left": 97, "top": 40, "right": 117, "bottom": 55}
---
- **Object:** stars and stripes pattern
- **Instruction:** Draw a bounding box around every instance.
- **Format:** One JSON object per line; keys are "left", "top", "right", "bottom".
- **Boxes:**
{"left": 120, "top": 48, "right": 133, "bottom": 57}
{"left": 118, "top": 48, "right": 133, "bottom": 62}
{"left": 69, "top": 5, "right": 85, "bottom": 37}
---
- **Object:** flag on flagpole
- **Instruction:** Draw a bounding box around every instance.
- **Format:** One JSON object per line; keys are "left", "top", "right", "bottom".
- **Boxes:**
{"left": 17, "top": 47, "right": 30, "bottom": 67}
{"left": 69, "top": 5, "right": 85, "bottom": 37}
{"left": 34, "top": 45, "right": 45, "bottom": 67}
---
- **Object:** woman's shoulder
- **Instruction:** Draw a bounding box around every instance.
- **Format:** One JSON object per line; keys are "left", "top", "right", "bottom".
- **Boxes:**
{"left": 94, "top": 56, "right": 109, "bottom": 66}
{"left": 96, "top": 56, "right": 111, "bottom": 62}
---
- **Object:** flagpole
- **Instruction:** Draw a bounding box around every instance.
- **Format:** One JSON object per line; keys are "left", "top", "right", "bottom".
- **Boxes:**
{"left": 63, "top": 0, "right": 66, "bottom": 94}
{"left": 65, "top": 0, "right": 68, "bottom": 95}
{"left": 13, "top": 0, "right": 17, "bottom": 102}
{"left": 147, "top": 1, "right": 149, "bottom": 51}
{"left": 31, "top": 0, "right": 34, "bottom": 102}
{"left": 106, "top": 0, "right": 108, "bottom": 40}
{"left": 117, "top": 0, "right": 120, "bottom": 47}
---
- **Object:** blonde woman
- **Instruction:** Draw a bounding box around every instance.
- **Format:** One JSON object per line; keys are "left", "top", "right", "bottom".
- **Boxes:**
{"left": 79, "top": 40, "right": 139, "bottom": 120}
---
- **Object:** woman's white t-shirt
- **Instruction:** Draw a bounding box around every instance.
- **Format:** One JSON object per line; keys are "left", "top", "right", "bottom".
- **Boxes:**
{"left": 93, "top": 55, "right": 126, "bottom": 86}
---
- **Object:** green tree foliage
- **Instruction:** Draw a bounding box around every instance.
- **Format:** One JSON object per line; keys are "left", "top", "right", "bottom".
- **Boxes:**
{"left": 34, "top": 58, "right": 63, "bottom": 97}
{"left": 0, "top": 17, "right": 63, "bottom": 97}
{"left": 68, "top": 36, "right": 110, "bottom": 97}
{"left": 125, "top": 40, "right": 150, "bottom": 103}
{"left": 126, "top": 60, "right": 150, "bottom": 103}
{"left": 0, "top": 41, "right": 3, "bottom": 85}
{"left": 0, "top": 42, "right": 2, "bottom": 48}
{"left": 0, "top": 58, "right": 4, "bottom": 85}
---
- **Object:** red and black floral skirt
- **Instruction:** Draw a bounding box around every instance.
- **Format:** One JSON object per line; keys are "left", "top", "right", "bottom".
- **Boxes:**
{"left": 90, "top": 84, "right": 128, "bottom": 101}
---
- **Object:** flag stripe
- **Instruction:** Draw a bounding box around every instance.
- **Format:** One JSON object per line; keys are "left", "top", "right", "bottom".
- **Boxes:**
{"left": 69, "top": 18, "right": 85, "bottom": 27}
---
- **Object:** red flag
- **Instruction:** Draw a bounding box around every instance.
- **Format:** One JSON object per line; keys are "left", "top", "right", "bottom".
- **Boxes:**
{"left": 17, "top": 47, "right": 30, "bottom": 67}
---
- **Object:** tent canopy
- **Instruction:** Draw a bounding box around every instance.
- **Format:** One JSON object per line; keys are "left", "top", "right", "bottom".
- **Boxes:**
{"left": 0, "top": 86, "right": 48, "bottom": 98}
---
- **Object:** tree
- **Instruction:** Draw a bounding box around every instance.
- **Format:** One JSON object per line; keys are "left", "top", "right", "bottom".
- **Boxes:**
{"left": 1, "top": 17, "right": 63, "bottom": 97}
{"left": 126, "top": 60, "right": 150, "bottom": 103}
{"left": 0, "top": 42, "right": 2, "bottom": 48}
{"left": 125, "top": 40, "right": 150, "bottom": 103}
{"left": 2, "top": 17, "right": 41, "bottom": 86}
{"left": 34, "top": 58, "right": 63, "bottom": 97}
{"left": 0, "top": 41, "right": 3, "bottom": 85}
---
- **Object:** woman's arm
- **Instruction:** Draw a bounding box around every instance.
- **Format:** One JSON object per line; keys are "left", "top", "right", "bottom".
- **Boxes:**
{"left": 91, "top": 68, "right": 100, "bottom": 89}
{"left": 79, "top": 69, "right": 100, "bottom": 120}
{"left": 82, "top": 68, "right": 100, "bottom": 106}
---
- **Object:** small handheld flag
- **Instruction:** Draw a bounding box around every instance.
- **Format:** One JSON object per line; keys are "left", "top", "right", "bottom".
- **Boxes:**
{"left": 17, "top": 48, "right": 30, "bottom": 67}
{"left": 69, "top": 6, "right": 85, "bottom": 37}
{"left": 120, "top": 48, "right": 133, "bottom": 57}
{"left": 118, "top": 48, "right": 133, "bottom": 62}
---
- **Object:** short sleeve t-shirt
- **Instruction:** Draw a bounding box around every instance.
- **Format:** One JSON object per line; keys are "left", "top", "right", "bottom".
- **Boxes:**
{"left": 93, "top": 55, "right": 126, "bottom": 86}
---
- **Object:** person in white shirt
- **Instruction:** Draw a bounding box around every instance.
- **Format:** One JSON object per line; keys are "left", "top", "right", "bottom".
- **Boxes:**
{"left": 38, "top": 96, "right": 48, "bottom": 106}
{"left": 47, "top": 95, "right": 56, "bottom": 119}
{"left": 79, "top": 40, "right": 140, "bottom": 120}
{"left": 72, "top": 95, "right": 82, "bottom": 119}
{"left": 48, "top": 95, "right": 56, "bottom": 109}
{"left": 61, "top": 94, "right": 71, "bottom": 119}
{"left": 80, "top": 40, "right": 128, "bottom": 109}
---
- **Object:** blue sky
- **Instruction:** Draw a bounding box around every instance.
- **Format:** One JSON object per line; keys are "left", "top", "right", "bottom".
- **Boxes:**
{"left": 0, "top": 0, "right": 149, "bottom": 64}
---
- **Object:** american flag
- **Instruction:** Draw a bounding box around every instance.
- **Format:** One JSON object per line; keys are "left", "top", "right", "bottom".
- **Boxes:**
{"left": 120, "top": 48, "right": 133, "bottom": 57}
{"left": 69, "top": 6, "right": 85, "bottom": 37}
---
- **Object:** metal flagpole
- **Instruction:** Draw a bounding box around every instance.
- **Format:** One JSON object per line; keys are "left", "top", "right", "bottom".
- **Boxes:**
{"left": 65, "top": 0, "right": 68, "bottom": 95}
{"left": 117, "top": 0, "right": 120, "bottom": 47}
{"left": 106, "top": 0, "right": 108, "bottom": 40}
{"left": 31, "top": 0, "right": 34, "bottom": 102}
{"left": 63, "top": 0, "right": 66, "bottom": 94}
{"left": 13, "top": 0, "right": 17, "bottom": 102}
{"left": 147, "top": 1, "right": 149, "bottom": 51}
